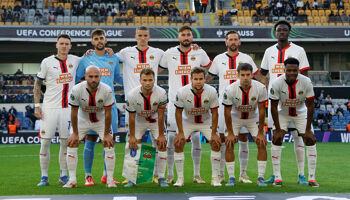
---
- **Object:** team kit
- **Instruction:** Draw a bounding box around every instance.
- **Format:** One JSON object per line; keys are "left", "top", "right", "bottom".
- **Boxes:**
{"left": 33, "top": 21, "right": 319, "bottom": 189}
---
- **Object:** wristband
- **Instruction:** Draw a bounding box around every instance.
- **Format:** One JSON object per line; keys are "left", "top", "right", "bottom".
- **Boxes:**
{"left": 34, "top": 103, "right": 40, "bottom": 108}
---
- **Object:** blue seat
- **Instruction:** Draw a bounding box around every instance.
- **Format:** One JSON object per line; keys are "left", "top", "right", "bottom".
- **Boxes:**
{"left": 332, "top": 115, "right": 338, "bottom": 121}
{"left": 339, "top": 116, "right": 345, "bottom": 121}
{"left": 334, "top": 122, "right": 341, "bottom": 130}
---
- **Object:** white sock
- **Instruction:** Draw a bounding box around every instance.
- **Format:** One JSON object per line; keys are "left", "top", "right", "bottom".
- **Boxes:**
{"left": 271, "top": 144, "right": 282, "bottom": 180}
{"left": 167, "top": 131, "right": 175, "bottom": 178}
{"left": 59, "top": 138, "right": 68, "bottom": 177}
{"left": 306, "top": 145, "right": 317, "bottom": 181}
{"left": 239, "top": 140, "right": 249, "bottom": 176}
{"left": 226, "top": 161, "right": 235, "bottom": 178}
{"left": 152, "top": 139, "right": 159, "bottom": 176}
{"left": 220, "top": 142, "right": 226, "bottom": 176}
{"left": 104, "top": 147, "right": 115, "bottom": 182}
{"left": 258, "top": 160, "right": 267, "bottom": 178}
{"left": 191, "top": 132, "right": 201, "bottom": 177}
{"left": 66, "top": 147, "right": 78, "bottom": 182}
{"left": 211, "top": 151, "right": 221, "bottom": 179}
{"left": 158, "top": 151, "right": 167, "bottom": 179}
{"left": 174, "top": 152, "right": 185, "bottom": 179}
{"left": 291, "top": 130, "right": 305, "bottom": 176}
{"left": 39, "top": 138, "right": 51, "bottom": 177}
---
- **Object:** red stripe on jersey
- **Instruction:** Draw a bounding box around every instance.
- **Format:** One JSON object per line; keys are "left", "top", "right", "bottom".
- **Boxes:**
{"left": 180, "top": 48, "right": 191, "bottom": 87}
{"left": 201, "top": 60, "right": 212, "bottom": 68}
{"left": 193, "top": 89, "right": 204, "bottom": 123}
{"left": 306, "top": 96, "right": 314, "bottom": 101}
{"left": 227, "top": 53, "right": 239, "bottom": 84}
{"left": 287, "top": 80, "right": 298, "bottom": 117}
{"left": 181, "top": 75, "right": 189, "bottom": 86}
{"left": 88, "top": 88, "right": 99, "bottom": 123}
{"left": 300, "top": 66, "right": 310, "bottom": 72}
{"left": 62, "top": 84, "right": 69, "bottom": 108}
{"left": 240, "top": 86, "right": 251, "bottom": 119}
{"left": 137, "top": 47, "right": 149, "bottom": 63}
{"left": 141, "top": 92, "right": 157, "bottom": 123}
{"left": 277, "top": 45, "right": 291, "bottom": 63}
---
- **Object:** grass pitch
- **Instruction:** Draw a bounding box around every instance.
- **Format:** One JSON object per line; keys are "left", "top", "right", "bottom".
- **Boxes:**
{"left": 0, "top": 142, "right": 349, "bottom": 196}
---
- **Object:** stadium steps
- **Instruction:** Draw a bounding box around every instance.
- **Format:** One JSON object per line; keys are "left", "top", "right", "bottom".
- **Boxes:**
{"left": 177, "top": 0, "right": 188, "bottom": 11}
{"left": 201, "top": 13, "right": 212, "bottom": 26}
{"left": 210, "top": 13, "right": 216, "bottom": 26}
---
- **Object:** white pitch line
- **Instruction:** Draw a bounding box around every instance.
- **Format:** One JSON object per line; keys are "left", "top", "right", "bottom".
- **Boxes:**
{"left": 3, "top": 198, "right": 51, "bottom": 200}
{"left": 113, "top": 197, "right": 137, "bottom": 200}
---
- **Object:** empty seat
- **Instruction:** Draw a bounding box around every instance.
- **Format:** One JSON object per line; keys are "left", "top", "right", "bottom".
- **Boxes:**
{"left": 78, "top": 16, "right": 84, "bottom": 24}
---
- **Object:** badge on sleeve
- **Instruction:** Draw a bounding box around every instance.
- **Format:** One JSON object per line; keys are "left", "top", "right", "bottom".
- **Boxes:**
{"left": 270, "top": 88, "right": 274, "bottom": 95}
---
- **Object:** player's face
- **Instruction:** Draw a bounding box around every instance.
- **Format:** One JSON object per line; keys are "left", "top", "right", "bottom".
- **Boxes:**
{"left": 178, "top": 29, "right": 193, "bottom": 47}
{"left": 91, "top": 34, "right": 107, "bottom": 51}
{"left": 275, "top": 24, "right": 290, "bottom": 41}
{"left": 56, "top": 38, "right": 72, "bottom": 55}
{"left": 140, "top": 74, "right": 155, "bottom": 91}
{"left": 238, "top": 70, "right": 252, "bottom": 87}
{"left": 225, "top": 33, "right": 241, "bottom": 52}
{"left": 191, "top": 72, "right": 205, "bottom": 91}
{"left": 85, "top": 70, "right": 101, "bottom": 89}
{"left": 135, "top": 30, "right": 150, "bottom": 46}
{"left": 285, "top": 64, "right": 299, "bottom": 83}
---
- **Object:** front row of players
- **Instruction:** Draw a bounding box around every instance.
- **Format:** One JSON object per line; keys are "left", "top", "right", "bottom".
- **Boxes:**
{"left": 63, "top": 59, "right": 318, "bottom": 188}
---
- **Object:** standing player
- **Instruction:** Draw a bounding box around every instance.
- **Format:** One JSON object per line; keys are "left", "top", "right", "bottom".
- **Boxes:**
{"left": 117, "top": 26, "right": 164, "bottom": 184}
{"left": 159, "top": 26, "right": 212, "bottom": 184}
{"left": 125, "top": 68, "right": 169, "bottom": 187}
{"left": 222, "top": 63, "right": 268, "bottom": 187}
{"left": 65, "top": 66, "right": 116, "bottom": 188}
{"left": 206, "top": 30, "right": 260, "bottom": 184}
{"left": 260, "top": 20, "right": 310, "bottom": 184}
{"left": 34, "top": 34, "right": 81, "bottom": 186}
{"left": 174, "top": 67, "right": 222, "bottom": 187}
{"left": 269, "top": 58, "right": 318, "bottom": 187}
{"left": 75, "top": 29, "right": 123, "bottom": 186}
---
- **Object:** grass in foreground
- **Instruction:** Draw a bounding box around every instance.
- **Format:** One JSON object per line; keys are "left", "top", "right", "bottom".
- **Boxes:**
{"left": 0, "top": 142, "right": 349, "bottom": 195}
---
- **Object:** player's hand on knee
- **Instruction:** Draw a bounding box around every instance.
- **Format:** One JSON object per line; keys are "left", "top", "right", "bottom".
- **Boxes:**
{"left": 225, "top": 134, "right": 237, "bottom": 149}
{"left": 68, "top": 134, "right": 79, "bottom": 147}
{"left": 34, "top": 107, "right": 42, "bottom": 119}
{"left": 102, "top": 134, "right": 114, "bottom": 148}
{"left": 255, "top": 131, "right": 267, "bottom": 147}
{"left": 210, "top": 134, "right": 221, "bottom": 151}
{"left": 128, "top": 135, "right": 138, "bottom": 150}
{"left": 156, "top": 135, "right": 167, "bottom": 151}
{"left": 174, "top": 134, "right": 186, "bottom": 148}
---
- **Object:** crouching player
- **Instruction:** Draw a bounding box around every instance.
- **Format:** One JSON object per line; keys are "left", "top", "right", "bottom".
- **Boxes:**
{"left": 222, "top": 63, "right": 268, "bottom": 187}
{"left": 125, "top": 68, "right": 169, "bottom": 187}
{"left": 173, "top": 67, "right": 222, "bottom": 187}
{"left": 64, "top": 66, "right": 116, "bottom": 188}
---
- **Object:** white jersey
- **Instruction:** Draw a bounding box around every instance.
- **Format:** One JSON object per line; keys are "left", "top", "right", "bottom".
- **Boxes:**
{"left": 69, "top": 81, "right": 115, "bottom": 123}
{"left": 159, "top": 46, "right": 212, "bottom": 102}
{"left": 209, "top": 52, "right": 259, "bottom": 96}
{"left": 126, "top": 85, "right": 168, "bottom": 124}
{"left": 37, "top": 55, "right": 81, "bottom": 108}
{"left": 175, "top": 84, "right": 219, "bottom": 125}
{"left": 117, "top": 46, "right": 164, "bottom": 99}
{"left": 261, "top": 42, "right": 310, "bottom": 85}
{"left": 222, "top": 80, "right": 267, "bottom": 120}
{"left": 269, "top": 74, "right": 314, "bottom": 117}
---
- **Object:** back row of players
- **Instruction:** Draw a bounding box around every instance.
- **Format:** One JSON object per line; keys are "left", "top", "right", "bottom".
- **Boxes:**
{"left": 34, "top": 21, "right": 319, "bottom": 188}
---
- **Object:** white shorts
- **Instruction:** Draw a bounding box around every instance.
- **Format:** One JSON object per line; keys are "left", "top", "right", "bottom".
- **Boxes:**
{"left": 274, "top": 114, "right": 311, "bottom": 134}
{"left": 225, "top": 118, "right": 260, "bottom": 137}
{"left": 178, "top": 123, "right": 212, "bottom": 141}
{"left": 134, "top": 122, "right": 159, "bottom": 140}
{"left": 75, "top": 120, "right": 111, "bottom": 140}
{"left": 167, "top": 102, "right": 177, "bottom": 132}
{"left": 268, "top": 99, "right": 296, "bottom": 129}
{"left": 218, "top": 103, "right": 248, "bottom": 134}
{"left": 40, "top": 107, "right": 71, "bottom": 139}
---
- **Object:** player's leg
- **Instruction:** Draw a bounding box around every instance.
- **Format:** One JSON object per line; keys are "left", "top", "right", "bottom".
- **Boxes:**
{"left": 150, "top": 133, "right": 160, "bottom": 184}
{"left": 166, "top": 103, "right": 176, "bottom": 184}
{"left": 58, "top": 108, "right": 71, "bottom": 185}
{"left": 289, "top": 121, "right": 307, "bottom": 184}
{"left": 264, "top": 101, "right": 276, "bottom": 183}
{"left": 225, "top": 124, "right": 240, "bottom": 187}
{"left": 191, "top": 131, "right": 205, "bottom": 184}
{"left": 238, "top": 127, "right": 252, "bottom": 184}
{"left": 294, "top": 117, "right": 319, "bottom": 187}
{"left": 84, "top": 134, "right": 98, "bottom": 186}
{"left": 173, "top": 128, "right": 190, "bottom": 187}
{"left": 202, "top": 128, "right": 221, "bottom": 187}
{"left": 150, "top": 125, "right": 168, "bottom": 187}
{"left": 217, "top": 104, "right": 226, "bottom": 183}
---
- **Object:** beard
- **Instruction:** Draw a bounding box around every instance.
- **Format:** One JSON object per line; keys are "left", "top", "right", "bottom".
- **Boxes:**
{"left": 180, "top": 41, "right": 192, "bottom": 47}
{"left": 95, "top": 43, "right": 105, "bottom": 51}
{"left": 227, "top": 44, "right": 238, "bottom": 52}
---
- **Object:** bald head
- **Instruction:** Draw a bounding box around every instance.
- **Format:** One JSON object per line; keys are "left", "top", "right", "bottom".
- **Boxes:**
{"left": 85, "top": 65, "right": 101, "bottom": 90}
{"left": 86, "top": 65, "right": 100, "bottom": 75}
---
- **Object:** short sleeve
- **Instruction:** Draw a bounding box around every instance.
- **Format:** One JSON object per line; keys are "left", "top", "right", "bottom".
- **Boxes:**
{"left": 208, "top": 56, "right": 219, "bottom": 76}
{"left": 158, "top": 90, "right": 168, "bottom": 109}
{"left": 200, "top": 50, "right": 212, "bottom": 68}
{"left": 174, "top": 90, "right": 184, "bottom": 109}
{"left": 113, "top": 57, "right": 123, "bottom": 85}
{"left": 305, "top": 80, "right": 315, "bottom": 100}
{"left": 247, "top": 55, "right": 259, "bottom": 75}
{"left": 75, "top": 56, "right": 88, "bottom": 83}
{"left": 260, "top": 49, "right": 269, "bottom": 71}
{"left": 258, "top": 84, "right": 268, "bottom": 104}
{"left": 117, "top": 48, "right": 126, "bottom": 62}
{"left": 68, "top": 86, "right": 80, "bottom": 107}
{"left": 37, "top": 58, "right": 48, "bottom": 80}
{"left": 209, "top": 88, "right": 219, "bottom": 109}
{"left": 222, "top": 88, "right": 233, "bottom": 106}
{"left": 104, "top": 87, "right": 115, "bottom": 107}
{"left": 159, "top": 51, "right": 168, "bottom": 69}
{"left": 126, "top": 92, "right": 136, "bottom": 113}
{"left": 269, "top": 81, "right": 280, "bottom": 101}
{"left": 298, "top": 48, "right": 310, "bottom": 72}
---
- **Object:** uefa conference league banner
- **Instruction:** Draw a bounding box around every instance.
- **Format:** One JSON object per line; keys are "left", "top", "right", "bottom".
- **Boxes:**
{"left": 0, "top": 26, "right": 349, "bottom": 42}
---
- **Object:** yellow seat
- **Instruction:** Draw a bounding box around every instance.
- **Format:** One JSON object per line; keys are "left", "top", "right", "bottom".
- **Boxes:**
{"left": 305, "top": 10, "right": 311, "bottom": 16}
{"left": 298, "top": 10, "right": 305, "bottom": 15}
{"left": 148, "top": 17, "right": 155, "bottom": 25}
{"left": 237, "top": 11, "right": 243, "bottom": 16}
{"left": 243, "top": 10, "right": 250, "bottom": 16}
{"left": 312, "top": 10, "right": 318, "bottom": 16}
{"left": 107, "top": 16, "right": 113, "bottom": 24}
{"left": 307, "top": 16, "right": 313, "bottom": 23}
{"left": 134, "top": 16, "right": 141, "bottom": 26}
{"left": 325, "top": 9, "right": 331, "bottom": 16}
{"left": 155, "top": 16, "right": 162, "bottom": 26}
{"left": 318, "top": 10, "right": 325, "bottom": 16}
{"left": 238, "top": 16, "right": 244, "bottom": 25}
{"left": 141, "top": 16, "right": 148, "bottom": 25}
{"left": 64, "top": 3, "right": 71, "bottom": 10}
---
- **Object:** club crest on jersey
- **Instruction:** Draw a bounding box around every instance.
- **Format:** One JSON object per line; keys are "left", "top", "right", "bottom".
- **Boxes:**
{"left": 270, "top": 88, "right": 274, "bottom": 95}
{"left": 70, "top": 94, "right": 75, "bottom": 100}
{"left": 69, "top": 64, "right": 73, "bottom": 69}
{"left": 153, "top": 102, "right": 158, "bottom": 106}
{"left": 150, "top": 55, "right": 154, "bottom": 60}
{"left": 298, "top": 91, "right": 304, "bottom": 95}
{"left": 191, "top": 56, "right": 196, "bottom": 61}
{"left": 204, "top": 99, "right": 209, "bottom": 104}
{"left": 109, "top": 61, "right": 114, "bottom": 65}
{"left": 251, "top": 97, "right": 257, "bottom": 101}
{"left": 41, "top": 130, "right": 45, "bottom": 134}
{"left": 224, "top": 93, "right": 227, "bottom": 99}
{"left": 98, "top": 99, "right": 103, "bottom": 104}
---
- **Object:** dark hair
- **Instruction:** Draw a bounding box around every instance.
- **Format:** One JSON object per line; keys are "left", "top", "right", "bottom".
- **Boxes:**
{"left": 225, "top": 30, "right": 240, "bottom": 40}
{"left": 140, "top": 68, "right": 155, "bottom": 78}
{"left": 57, "top": 34, "right": 71, "bottom": 41}
{"left": 136, "top": 26, "right": 149, "bottom": 31}
{"left": 91, "top": 29, "right": 105, "bottom": 38}
{"left": 178, "top": 25, "right": 192, "bottom": 33}
{"left": 237, "top": 63, "right": 253, "bottom": 73}
{"left": 284, "top": 57, "right": 299, "bottom": 67}
{"left": 190, "top": 67, "right": 205, "bottom": 77}
{"left": 274, "top": 20, "right": 291, "bottom": 31}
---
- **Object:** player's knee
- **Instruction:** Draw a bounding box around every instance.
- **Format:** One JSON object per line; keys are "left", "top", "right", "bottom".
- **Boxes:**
{"left": 174, "top": 145, "right": 184, "bottom": 153}
{"left": 256, "top": 141, "right": 266, "bottom": 149}
{"left": 304, "top": 135, "right": 316, "bottom": 146}
{"left": 238, "top": 133, "right": 248, "bottom": 142}
{"left": 210, "top": 141, "right": 220, "bottom": 152}
{"left": 272, "top": 136, "right": 283, "bottom": 146}
{"left": 41, "top": 138, "right": 51, "bottom": 150}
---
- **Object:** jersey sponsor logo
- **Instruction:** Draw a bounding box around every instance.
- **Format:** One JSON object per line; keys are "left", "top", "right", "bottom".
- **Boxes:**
{"left": 82, "top": 106, "right": 104, "bottom": 113}
{"left": 272, "top": 63, "right": 285, "bottom": 74}
{"left": 190, "top": 56, "right": 196, "bottom": 61}
{"left": 139, "top": 109, "right": 157, "bottom": 117}
{"left": 134, "top": 63, "right": 150, "bottom": 73}
{"left": 224, "top": 69, "right": 238, "bottom": 80}
{"left": 175, "top": 65, "right": 191, "bottom": 75}
{"left": 235, "top": 105, "right": 255, "bottom": 112}
{"left": 282, "top": 99, "right": 303, "bottom": 107}
{"left": 187, "top": 107, "right": 208, "bottom": 115}
{"left": 100, "top": 68, "right": 112, "bottom": 76}
{"left": 97, "top": 99, "right": 104, "bottom": 104}
{"left": 149, "top": 55, "right": 154, "bottom": 60}
{"left": 56, "top": 73, "right": 73, "bottom": 84}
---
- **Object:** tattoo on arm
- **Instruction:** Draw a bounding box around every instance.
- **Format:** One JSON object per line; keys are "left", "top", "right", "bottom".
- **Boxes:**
{"left": 34, "top": 78, "right": 43, "bottom": 103}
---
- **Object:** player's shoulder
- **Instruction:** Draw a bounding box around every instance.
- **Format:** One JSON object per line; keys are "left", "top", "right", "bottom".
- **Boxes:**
{"left": 99, "top": 82, "right": 112, "bottom": 91}
{"left": 265, "top": 44, "right": 277, "bottom": 52}
{"left": 121, "top": 46, "right": 135, "bottom": 52}
{"left": 290, "top": 42, "right": 305, "bottom": 51}
{"left": 238, "top": 51, "right": 250, "bottom": 58}
{"left": 178, "top": 84, "right": 190, "bottom": 94}
{"left": 204, "top": 83, "right": 217, "bottom": 92}
{"left": 192, "top": 48, "right": 208, "bottom": 56}
{"left": 128, "top": 85, "right": 141, "bottom": 97}
{"left": 213, "top": 52, "right": 226, "bottom": 60}
{"left": 272, "top": 74, "right": 286, "bottom": 85}
{"left": 73, "top": 80, "right": 86, "bottom": 90}
{"left": 149, "top": 46, "right": 165, "bottom": 54}
{"left": 251, "top": 79, "right": 266, "bottom": 88}
{"left": 164, "top": 46, "right": 178, "bottom": 54}
{"left": 68, "top": 54, "right": 80, "bottom": 60}
{"left": 297, "top": 74, "right": 312, "bottom": 83}
{"left": 154, "top": 85, "right": 166, "bottom": 94}
{"left": 42, "top": 55, "right": 55, "bottom": 63}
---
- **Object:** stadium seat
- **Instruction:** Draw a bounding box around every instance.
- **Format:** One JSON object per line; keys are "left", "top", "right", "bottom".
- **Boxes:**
{"left": 64, "top": 9, "right": 71, "bottom": 16}
{"left": 155, "top": 16, "right": 162, "bottom": 26}
{"left": 141, "top": 16, "right": 148, "bottom": 25}
{"left": 56, "top": 16, "right": 64, "bottom": 25}
{"left": 78, "top": 16, "right": 85, "bottom": 25}
{"left": 64, "top": 3, "right": 71, "bottom": 10}
{"left": 305, "top": 10, "right": 311, "bottom": 16}
{"left": 312, "top": 10, "right": 318, "bottom": 16}
{"left": 334, "top": 122, "right": 341, "bottom": 130}
{"left": 148, "top": 17, "right": 155, "bottom": 26}
{"left": 318, "top": 10, "right": 325, "bottom": 16}
{"left": 162, "top": 16, "right": 169, "bottom": 26}
{"left": 63, "top": 16, "right": 70, "bottom": 25}
{"left": 106, "top": 16, "right": 113, "bottom": 25}
{"left": 84, "top": 16, "right": 91, "bottom": 25}
{"left": 238, "top": 16, "right": 244, "bottom": 25}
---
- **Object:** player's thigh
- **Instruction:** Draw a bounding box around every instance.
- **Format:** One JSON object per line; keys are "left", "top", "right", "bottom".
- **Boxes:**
{"left": 218, "top": 104, "right": 226, "bottom": 134}
{"left": 40, "top": 107, "right": 59, "bottom": 139}
{"left": 244, "top": 120, "right": 259, "bottom": 137}
{"left": 149, "top": 123, "right": 159, "bottom": 141}
{"left": 134, "top": 126, "right": 149, "bottom": 140}
{"left": 292, "top": 115, "right": 310, "bottom": 135}
{"left": 58, "top": 108, "right": 71, "bottom": 139}
{"left": 267, "top": 100, "right": 273, "bottom": 128}
{"left": 274, "top": 115, "right": 290, "bottom": 132}
{"left": 230, "top": 121, "right": 242, "bottom": 137}
{"left": 199, "top": 126, "right": 212, "bottom": 141}
{"left": 91, "top": 122, "right": 109, "bottom": 140}
{"left": 167, "top": 103, "right": 177, "bottom": 131}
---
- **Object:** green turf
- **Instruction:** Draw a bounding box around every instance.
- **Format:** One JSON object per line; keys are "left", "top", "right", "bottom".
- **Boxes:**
{"left": 0, "top": 142, "right": 349, "bottom": 195}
